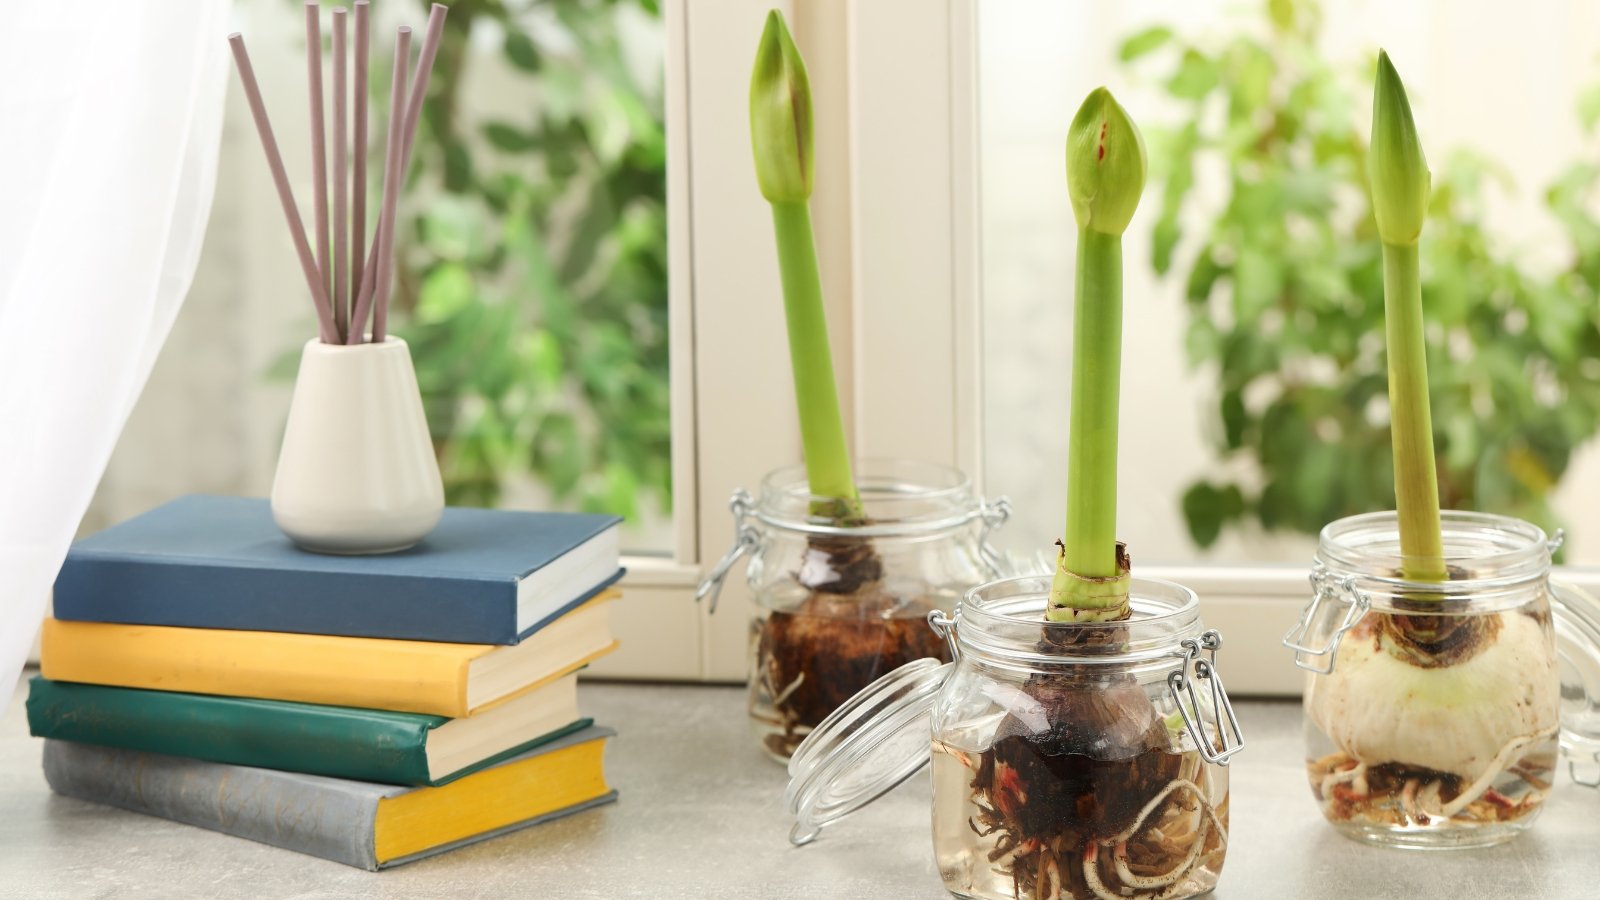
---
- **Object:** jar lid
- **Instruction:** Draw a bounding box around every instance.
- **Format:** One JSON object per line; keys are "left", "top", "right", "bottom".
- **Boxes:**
{"left": 1551, "top": 580, "right": 1600, "bottom": 783}
{"left": 782, "top": 656, "right": 952, "bottom": 846}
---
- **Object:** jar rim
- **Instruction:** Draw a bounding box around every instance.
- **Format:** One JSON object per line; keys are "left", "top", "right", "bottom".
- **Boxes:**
{"left": 955, "top": 575, "right": 1202, "bottom": 666}
{"left": 755, "top": 459, "right": 981, "bottom": 537}
{"left": 1317, "top": 510, "right": 1552, "bottom": 601}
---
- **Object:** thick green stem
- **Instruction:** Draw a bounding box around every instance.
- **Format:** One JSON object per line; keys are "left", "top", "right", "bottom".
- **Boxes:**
{"left": 1382, "top": 241, "right": 1447, "bottom": 583}
{"left": 1049, "top": 228, "right": 1128, "bottom": 620}
{"left": 771, "top": 199, "right": 859, "bottom": 518}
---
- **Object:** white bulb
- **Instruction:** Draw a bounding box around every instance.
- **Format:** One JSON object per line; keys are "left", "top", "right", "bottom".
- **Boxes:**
{"left": 1306, "top": 611, "right": 1557, "bottom": 781}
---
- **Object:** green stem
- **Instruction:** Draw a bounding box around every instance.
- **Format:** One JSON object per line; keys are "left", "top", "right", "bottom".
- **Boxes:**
{"left": 771, "top": 200, "right": 859, "bottom": 518}
{"left": 1382, "top": 241, "right": 1447, "bottom": 583}
{"left": 1049, "top": 228, "right": 1127, "bottom": 620}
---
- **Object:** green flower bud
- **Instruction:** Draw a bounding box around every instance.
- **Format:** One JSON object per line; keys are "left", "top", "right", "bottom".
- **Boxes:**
{"left": 749, "top": 10, "right": 812, "bottom": 204}
{"left": 1066, "top": 87, "right": 1147, "bottom": 235}
{"left": 1369, "top": 50, "right": 1431, "bottom": 246}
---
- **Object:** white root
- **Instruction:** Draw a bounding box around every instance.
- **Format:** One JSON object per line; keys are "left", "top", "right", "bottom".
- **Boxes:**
{"left": 1044, "top": 857, "right": 1061, "bottom": 900}
{"left": 1417, "top": 780, "right": 1443, "bottom": 820}
{"left": 1104, "top": 780, "right": 1205, "bottom": 845}
{"left": 1438, "top": 727, "right": 1558, "bottom": 819}
{"left": 1400, "top": 778, "right": 1421, "bottom": 820}
{"left": 1084, "top": 842, "right": 1212, "bottom": 900}
{"left": 989, "top": 838, "right": 1038, "bottom": 873}
{"left": 1319, "top": 760, "right": 1369, "bottom": 800}
{"left": 1112, "top": 817, "right": 1211, "bottom": 889}
{"left": 772, "top": 671, "right": 806, "bottom": 707}
{"left": 1076, "top": 777, "right": 1228, "bottom": 899}
{"left": 1082, "top": 845, "right": 1123, "bottom": 900}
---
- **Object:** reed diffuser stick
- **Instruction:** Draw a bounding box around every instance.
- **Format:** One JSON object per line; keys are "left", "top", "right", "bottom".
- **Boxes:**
{"left": 304, "top": 2, "right": 331, "bottom": 306}
{"left": 352, "top": 0, "right": 370, "bottom": 309}
{"left": 367, "top": 3, "right": 449, "bottom": 343}
{"left": 351, "top": 4, "right": 448, "bottom": 343}
{"left": 350, "top": 27, "right": 411, "bottom": 344}
{"left": 397, "top": 4, "right": 449, "bottom": 175}
{"left": 331, "top": 8, "right": 350, "bottom": 342}
{"left": 227, "top": 34, "right": 338, "bottom": 344}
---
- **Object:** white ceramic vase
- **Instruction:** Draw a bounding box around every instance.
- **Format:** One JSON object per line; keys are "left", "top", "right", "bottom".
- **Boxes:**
{"left": 271, "top": 337, "right": 444, "bottom": 554}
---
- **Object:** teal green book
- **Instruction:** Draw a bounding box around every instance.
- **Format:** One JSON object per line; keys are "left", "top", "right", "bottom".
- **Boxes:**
{"left": 26, "top": 674, "right": 588, "bottom": 786}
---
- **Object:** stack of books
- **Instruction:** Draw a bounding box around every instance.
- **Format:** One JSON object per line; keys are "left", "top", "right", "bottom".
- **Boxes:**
{"left": 26, "top": 494, "right": 624, "bottom": 870}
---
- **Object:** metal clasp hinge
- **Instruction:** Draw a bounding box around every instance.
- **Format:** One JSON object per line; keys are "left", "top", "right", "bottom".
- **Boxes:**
{"left": 1168, "top": 630, "right": 1244, "bottom": 766}
{"left": 927, "top": 609, "right": 960, "bottom": 660}
{"left": 694, "top": 489, "right": 757, "bottom": 614}
{"left": 976, "top": 497, "right": 1013, "bottom": 577}
{"left": 1282, "top": 566, "right": 1370, "bottom": 674}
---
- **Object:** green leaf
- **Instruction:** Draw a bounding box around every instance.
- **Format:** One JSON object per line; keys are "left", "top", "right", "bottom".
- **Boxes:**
{"left": 417, "top": 263, "right": 475, "bottom": 324}
{"left": 1153, "top": 217, "right": 1180, "bottom": 275}
{"left": 1119, "top": 26, "right": 1174, "bottom": 62}
{"left": 1221, "top": 389, "right": 1247, "bottom": 450}
{"left": 1167, "top": 50, "right": 1219, "bottom": 100}
{"left": 420, "top": 196, "right": 486, "bottom": 262}
{"left": 503, "top": 31, "right": 543, "bottom": 73}
{"left": 483, "top": 122, "right": 536, "bottom": 153}
{"left": 1181, "top": 482, "right": 1244, "bottom": 548}
{"left": 521, "top": 328, "right": 564, "bottom": 389}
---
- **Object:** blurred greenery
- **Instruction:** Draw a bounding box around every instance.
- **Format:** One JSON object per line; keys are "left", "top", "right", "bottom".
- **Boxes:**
{"left": 392, "top": 0, "right": 669, "bottom": 519}
{"left": 1122, "top": 0, "right": 1600, "bottom": 549}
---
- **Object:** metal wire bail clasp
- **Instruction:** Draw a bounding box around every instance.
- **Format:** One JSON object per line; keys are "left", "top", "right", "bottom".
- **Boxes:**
{"left": 1168, "top": 630, "right": 1244, "bottom": 766}
{"left": 1282, "top": 565, "right": 1370, "bottom": 674}
{"left": 695, "top": 489, "right": 757, "bottom": 614}
{"left": 976, "top": 496, "right": 1013, "bottom": 577}
{"left": 927, "top": 609, "right": 960, "bottom": 660}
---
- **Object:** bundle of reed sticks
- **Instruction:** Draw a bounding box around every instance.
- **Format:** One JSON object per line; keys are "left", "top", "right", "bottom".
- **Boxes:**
{"left": 229, "top": 1, "right": 449, "bottom": 345}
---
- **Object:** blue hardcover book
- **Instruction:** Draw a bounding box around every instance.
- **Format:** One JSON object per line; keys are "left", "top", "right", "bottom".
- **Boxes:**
{"left": 53, "top": 495, "right": 623, "bottom": 644}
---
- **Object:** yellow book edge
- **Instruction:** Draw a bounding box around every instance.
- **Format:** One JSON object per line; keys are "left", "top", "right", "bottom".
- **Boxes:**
{"left": 375, "top": 736, "right": 612, "bottom": 863}
{"left": 467, "top": 640, "right": 619, "bottom": 716}
{"left": 41, "top": 589, "right": 620, "bottom": 717}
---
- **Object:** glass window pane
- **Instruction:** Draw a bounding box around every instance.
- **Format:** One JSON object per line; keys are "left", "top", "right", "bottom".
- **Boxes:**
{"left": 91, "top": 0, "right": 672, "bottom": 554}
{"left": 978, "top": 0, "right": 1600, "bottom": 564}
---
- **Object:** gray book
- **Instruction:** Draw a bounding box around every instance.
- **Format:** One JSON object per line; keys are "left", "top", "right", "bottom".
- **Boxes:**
{"left": 42, "top": 725, "right": 617, "bottom": 871}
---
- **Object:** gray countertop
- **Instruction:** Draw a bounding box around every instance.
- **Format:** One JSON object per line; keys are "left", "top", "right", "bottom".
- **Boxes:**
{"left": 1, "top": 673, "right": 1596, "bottom": 899}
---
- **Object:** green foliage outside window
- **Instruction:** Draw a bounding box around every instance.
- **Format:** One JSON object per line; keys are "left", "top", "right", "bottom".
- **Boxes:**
{"left": 1121, "top": 0, "right": 1600, "bottom": 549}
{"left": 394, "top": 0, "right": 669, "bottom": 519}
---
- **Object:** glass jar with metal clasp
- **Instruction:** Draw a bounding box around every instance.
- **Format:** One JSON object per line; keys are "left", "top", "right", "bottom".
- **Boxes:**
{"left": 697, "top": 460, "right": 1010, "bottom": 761}
{"left": 1285, "top": 510, "right": 1600, "bottom": 849}
{"left": 783, "top": 574, "right": 1244, "bottom": 900}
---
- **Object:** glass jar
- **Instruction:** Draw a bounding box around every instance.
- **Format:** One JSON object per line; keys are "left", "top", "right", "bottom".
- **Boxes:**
{"left": 698, "top": 459, "right": 1009, "bottom": 761}
{"left": 783, "top": 574, "right": 1242, "bottom": 900}
{"left": 1285, "top": 510, "right": 1562, "bottom": 849}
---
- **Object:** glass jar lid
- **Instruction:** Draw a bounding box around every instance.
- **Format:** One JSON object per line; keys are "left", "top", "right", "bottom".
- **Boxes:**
{"left": 783, "top": 656, "right": 951, "bottom": 846}
{"left": 1551, "top": 580, "right": 1600, "bottom": 784}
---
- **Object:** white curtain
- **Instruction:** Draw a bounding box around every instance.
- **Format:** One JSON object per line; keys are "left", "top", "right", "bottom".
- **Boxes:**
{"left": 0, "top": 1, "right": 232, "bottom": 711}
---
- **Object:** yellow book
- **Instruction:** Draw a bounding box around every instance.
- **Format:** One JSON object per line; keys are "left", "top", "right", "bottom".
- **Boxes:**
{"left": 42, "top": 726, "right": 616, "bottom": 870}
{"left": 41, "top": 590, "right": 618, "bottom": 717}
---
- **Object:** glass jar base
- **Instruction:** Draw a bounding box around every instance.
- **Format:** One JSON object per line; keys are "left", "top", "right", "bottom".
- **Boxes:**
{"left": 1327, "top": 815, "right": 1537, "bottom": 851}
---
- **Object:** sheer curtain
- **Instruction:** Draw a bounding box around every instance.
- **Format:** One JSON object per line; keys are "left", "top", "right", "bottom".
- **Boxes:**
{"left": 0, "top": 1, "right": 231, "bottom": 710}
